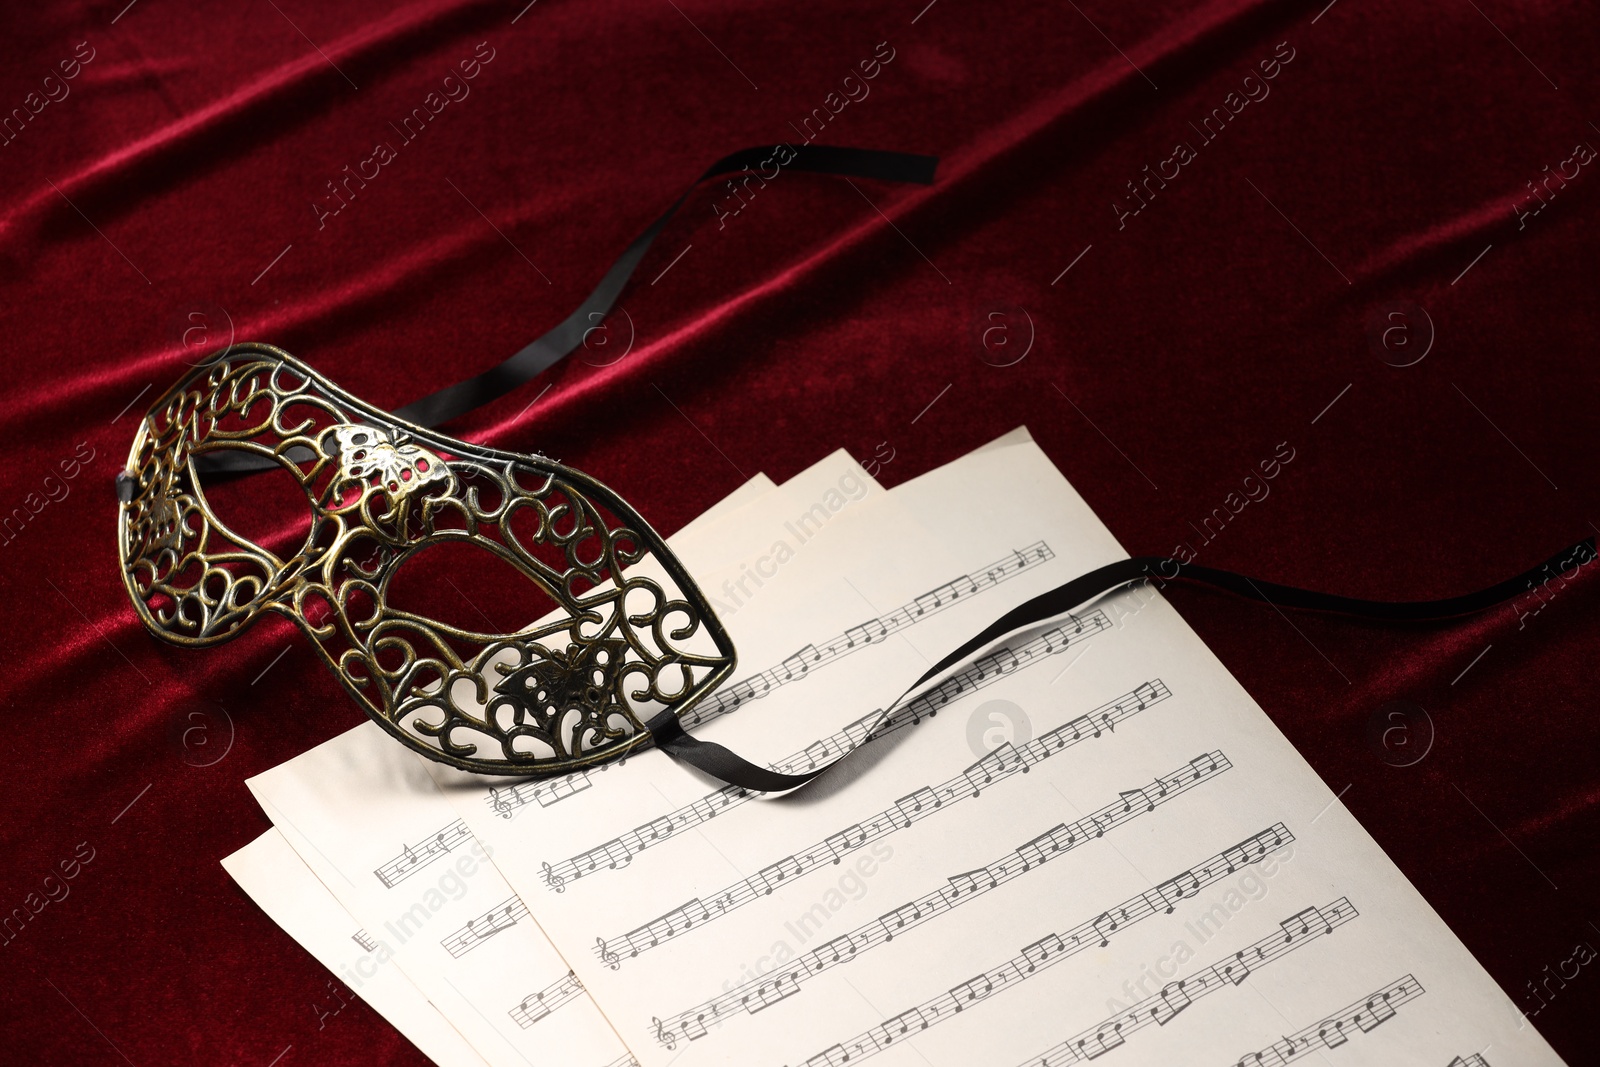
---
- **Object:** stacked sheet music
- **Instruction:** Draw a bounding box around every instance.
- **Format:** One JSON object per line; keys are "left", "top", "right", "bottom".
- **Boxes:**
{"left": 224, "top": 428, "right": 1566, "bottom": 1067}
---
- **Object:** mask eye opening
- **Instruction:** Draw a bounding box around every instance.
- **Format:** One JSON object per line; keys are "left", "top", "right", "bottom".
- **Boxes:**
{"left": 187, "top": 447, "right": 318, "bottom": 567}
{"left": 381, "top": 538, "right": 566, "bottom": 642}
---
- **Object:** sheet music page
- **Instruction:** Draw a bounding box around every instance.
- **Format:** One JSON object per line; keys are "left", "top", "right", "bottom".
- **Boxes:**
{"left": 427, "top": 430, "right": 1566, "bottom": 1067}
{"left": 222, "top": 828, "right": 491, "bottom": 1067}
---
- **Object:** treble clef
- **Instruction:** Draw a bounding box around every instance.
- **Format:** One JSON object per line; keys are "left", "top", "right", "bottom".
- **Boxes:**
{"left": 542, "top": 860, "right": 566, "bottom": 893}
{"left": 652, "top": 1016, "right": 676, "bottom": 1050}
{"left": 489, "top": 786, "right": 514, "bottom": 820}
{"left": 598, "top": 936, "right": 621, "bottom": 971}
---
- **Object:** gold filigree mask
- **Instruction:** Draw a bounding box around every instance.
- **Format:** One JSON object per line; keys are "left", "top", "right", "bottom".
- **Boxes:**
{"left": 117, "top": 344, "right": 735, "bottom": 777}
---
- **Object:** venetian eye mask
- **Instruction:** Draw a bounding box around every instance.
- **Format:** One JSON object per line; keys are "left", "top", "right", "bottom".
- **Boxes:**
{"left": 117, "top": 345, "right": 738, "bottom": 778}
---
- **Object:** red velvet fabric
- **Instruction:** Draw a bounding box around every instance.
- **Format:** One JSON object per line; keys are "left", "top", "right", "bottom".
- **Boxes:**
{"left": 2, "top": 1, "right": 1597, "bottom": 1062}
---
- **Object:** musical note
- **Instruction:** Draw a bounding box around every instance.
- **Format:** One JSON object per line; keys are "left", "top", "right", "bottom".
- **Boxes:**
{"left": 950, "top": 974, "right": 997, "bottom": 1009}
{"left": 1224, "top": 975, "right": 1424, "bottom": 1067}
{"left": 893, "top": 786, "right": 941, "bottom": 827}
{"left": 645, "top": 758, "right": 1237, "bottom": 1038}
{"left": 945, "top": 867, "right": 999, "bottom": 898}
{"left": 1280, "top": 905, "right": 1331, "bottom": 942}
{"left": 542, "top": 613, "right": 1120, "bottom": 893}
{"left": 372, "top": 820, "right": 473, "bottom": 888}
{"left": 1090, "top": 911, "right": 1121, "bottom": 948}
{"left": 844, "top": 620, "right": 888, "bottom": 648}
{"left": 802, "top": 1045, "right": 850, "bottom": 1067}
{"left": 816, "top": 934, "right": 857, "bottom": 964}
{"left": 599, "top": 839, "right": 634, "bottom": 870}
{"left": 1022, "top": 933, "right": 1068, "bottom": 969}
{"left": 1357, "top": 989, "right": 1397, "bottom": 1029}
{"left": 507, "top": 971, "right": 585, "bottom": 1029}
{"left": 754, "top": 859, "right": 803, "bottom": 895}
{"left": 781, "top": 646, "right": 817, "bottom": 678}
{"left": 1016, "top": 826, "right": 1069, "bottom": 870}
{"left": 874, "top": 1006, "right": 930, "bottom": 1045}
{"left": 1144, "top": 870, "right": 1202, "bottom": 915}
{"left": 440, "top": 895, "right": 531, "bottom": 958}
{"left": 1073, "top": 1026, "right": 1126, "bottom": 1059}
{"left": 783, "top": 840, "right": 1332, "bottom": 1067}
{"left": 1151, "top": 980, "right": 1191, "bottom": 1025}
{"left": 1221, "top": 952, "right": 1251, "bottom": 986}
{"left": 745, "top": 971, "right": 802, "bottom": 1013}
{"left": 879, "top": 900, "right": 925, "bottom": 940}
{"left": 1118, "top": 787, "right": 1155, "bottom": 814}
{"left": 824, "top": 824, "right": 869, "bottom": 862}
{"left": 962, "top": 744, "right": 1018, "bottom": 797}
